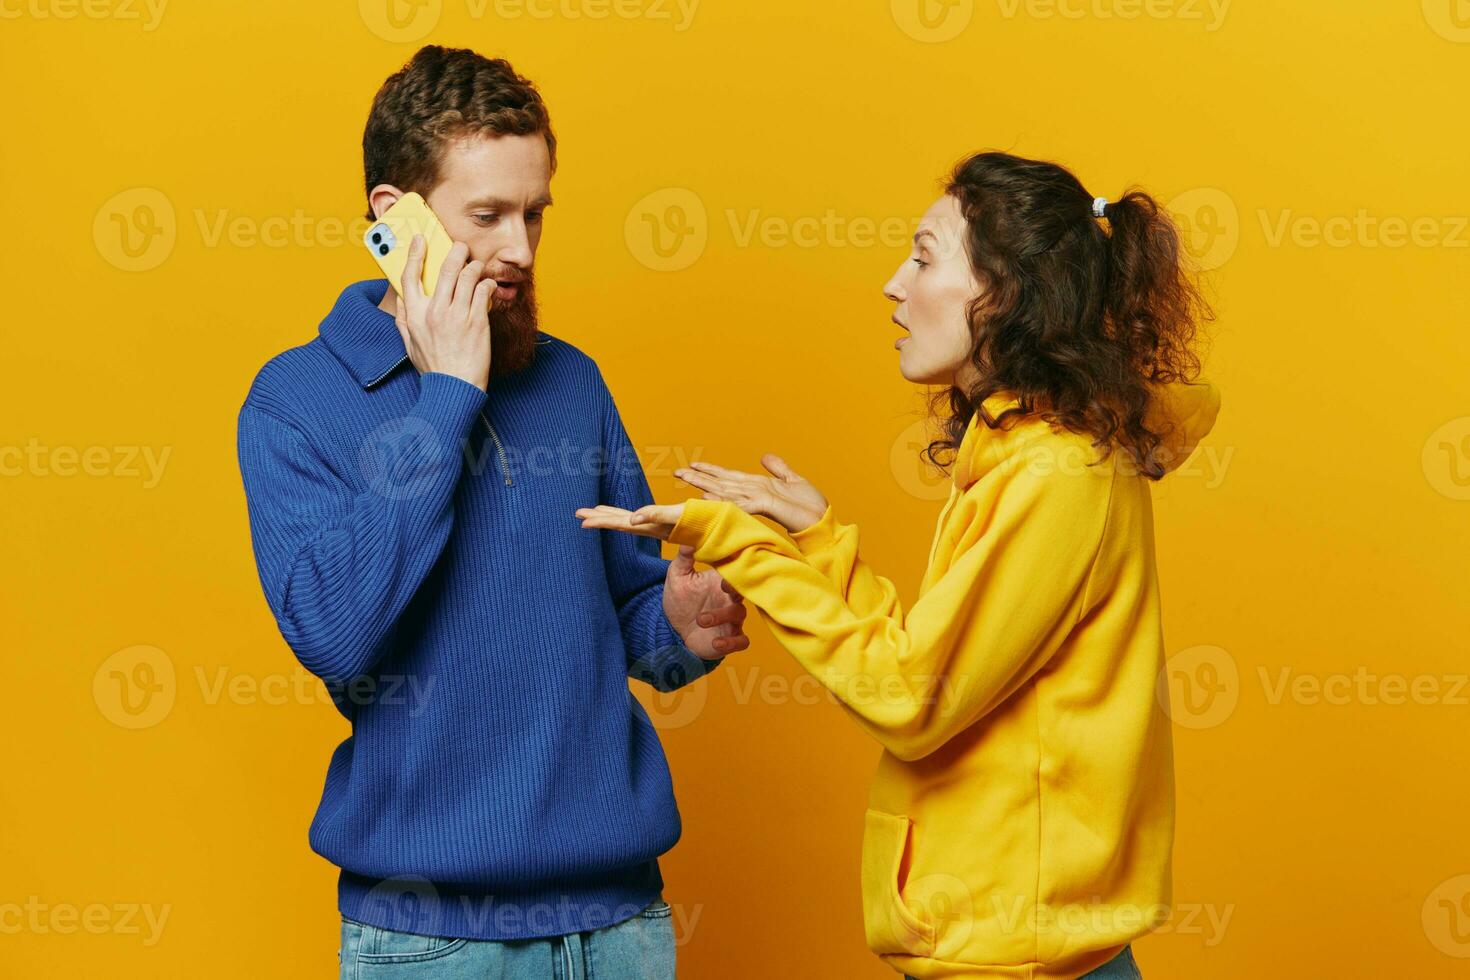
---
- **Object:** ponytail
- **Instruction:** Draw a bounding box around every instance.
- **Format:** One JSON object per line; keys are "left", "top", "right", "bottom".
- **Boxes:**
{"left": 1100, "top": 191, "right": 1200, "bottom": 385}
{"left": 1098, "top": 191, "right": 1206, "bottom": 475}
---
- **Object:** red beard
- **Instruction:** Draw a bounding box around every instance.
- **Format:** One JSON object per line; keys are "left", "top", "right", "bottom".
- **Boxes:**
{"left": 489, "top": 273, "right": 540, "bottom": 380}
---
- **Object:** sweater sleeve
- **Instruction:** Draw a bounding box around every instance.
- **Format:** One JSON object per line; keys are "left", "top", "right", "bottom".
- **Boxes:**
{"left": 667, "top": 465, "right": 1114, "bottom": 760}
{"left": 236, "top": 372, "right": 485, "bottom": 686}
{"left": 595, "top": 381, "right": 718, "bottom": 693}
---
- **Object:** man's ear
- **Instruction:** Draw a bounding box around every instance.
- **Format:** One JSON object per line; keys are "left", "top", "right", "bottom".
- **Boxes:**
{"left": 368, "top": 184, "right": 407, "bottom": 220}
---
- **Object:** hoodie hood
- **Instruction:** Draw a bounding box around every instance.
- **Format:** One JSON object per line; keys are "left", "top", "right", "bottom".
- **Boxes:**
{"left": 951, "top": 382, "right": 1222, "bottom": 490}
{"left": 1146, "top": 380, "right": 1222, "bottom": 474}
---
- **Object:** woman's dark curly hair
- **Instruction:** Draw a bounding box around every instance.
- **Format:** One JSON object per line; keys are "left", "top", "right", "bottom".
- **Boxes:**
{"left": 925, "top": 151, "right": 1210, "bottom": 479}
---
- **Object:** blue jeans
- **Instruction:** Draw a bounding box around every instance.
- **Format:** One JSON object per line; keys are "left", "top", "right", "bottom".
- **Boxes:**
{"left": 339, "top": 897, "right": 675, "bottom": 979}
{"left": 906, "top": 944, "right": 1141, "bottom": 980}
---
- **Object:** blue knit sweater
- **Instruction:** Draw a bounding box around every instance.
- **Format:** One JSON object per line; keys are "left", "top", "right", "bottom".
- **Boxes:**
{"left": 237, "top": 279, "right": 716, "bottom": 940}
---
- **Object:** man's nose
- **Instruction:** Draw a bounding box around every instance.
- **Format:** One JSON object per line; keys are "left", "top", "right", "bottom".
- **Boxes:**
{"left": 496, "top": 223, "right": 534, "bottom": 270}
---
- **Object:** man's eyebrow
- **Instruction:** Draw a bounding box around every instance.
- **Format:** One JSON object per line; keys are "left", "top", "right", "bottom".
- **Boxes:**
{"left": 463, "top": 194, "right": 554, "bottom": 210}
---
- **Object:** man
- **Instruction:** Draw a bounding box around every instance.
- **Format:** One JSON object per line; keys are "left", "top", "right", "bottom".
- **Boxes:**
{"left": 236, "top": 45, "right": 747, "bottom": 979}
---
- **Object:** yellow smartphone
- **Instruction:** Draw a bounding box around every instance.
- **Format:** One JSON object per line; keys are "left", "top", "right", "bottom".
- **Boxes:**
{"left": 364, "top": 192, "right": 456, "bottom": 296}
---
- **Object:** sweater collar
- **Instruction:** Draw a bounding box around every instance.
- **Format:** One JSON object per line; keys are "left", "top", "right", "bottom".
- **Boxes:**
{"left": 319, "top": 279, "right": 410, "bottom": 389}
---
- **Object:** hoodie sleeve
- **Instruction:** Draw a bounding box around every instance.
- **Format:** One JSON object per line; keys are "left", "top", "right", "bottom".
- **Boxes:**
{"left": 785, "top": 505, "right": 904, "bottom": 621}
{"left": 667, "top": 460, "right": 1115, "bottom": 762}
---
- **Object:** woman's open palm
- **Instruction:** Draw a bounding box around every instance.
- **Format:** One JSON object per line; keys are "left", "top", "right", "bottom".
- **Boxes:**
{"left": 675, "top": 454, "right": 828, "bottom": 534}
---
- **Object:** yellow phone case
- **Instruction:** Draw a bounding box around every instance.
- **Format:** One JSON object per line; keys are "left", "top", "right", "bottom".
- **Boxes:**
{"left": 364, "top": 192, "right": 455, "bottom": 297}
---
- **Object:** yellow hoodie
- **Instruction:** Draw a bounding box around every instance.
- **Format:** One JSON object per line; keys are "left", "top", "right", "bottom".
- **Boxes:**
{"left": 666, "top": 384, "right": 1221, "bottom": 980}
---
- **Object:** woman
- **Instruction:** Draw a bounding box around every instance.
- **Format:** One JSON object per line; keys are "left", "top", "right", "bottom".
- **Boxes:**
{"left": 578, "top": 152, "right": 1220, "bottom": 980}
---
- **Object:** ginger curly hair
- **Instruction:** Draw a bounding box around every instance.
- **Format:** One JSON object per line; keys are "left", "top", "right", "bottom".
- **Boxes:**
{"left": 362, "top": 46, "right": 556, "bottom": 221}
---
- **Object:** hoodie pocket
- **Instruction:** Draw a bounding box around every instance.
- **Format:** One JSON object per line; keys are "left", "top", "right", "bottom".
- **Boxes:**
{"left": 861, "top": 809, "right": 935, "bottom": 958}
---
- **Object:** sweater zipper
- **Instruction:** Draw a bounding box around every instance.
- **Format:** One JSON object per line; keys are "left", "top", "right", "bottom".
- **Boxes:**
{"left": 479, "top": 411, "right": 513, "bottom": 486}
{"left": 368, "top": 359, "right": 512, "bottom": 486}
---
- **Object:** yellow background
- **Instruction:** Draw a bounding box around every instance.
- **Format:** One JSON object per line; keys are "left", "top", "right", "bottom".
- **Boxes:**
{"left": 4, "top": 0, "right": 1469, "bottom": 976}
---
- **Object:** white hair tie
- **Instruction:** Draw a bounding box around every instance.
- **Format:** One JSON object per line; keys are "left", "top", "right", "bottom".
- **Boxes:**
{"left": 1091, "top": 196, "right": 1110, "bottom": 218}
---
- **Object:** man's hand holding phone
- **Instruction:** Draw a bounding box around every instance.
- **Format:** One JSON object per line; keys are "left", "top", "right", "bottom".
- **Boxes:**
{"left": 393, "top": 235, "right": 494, "bottom": 392}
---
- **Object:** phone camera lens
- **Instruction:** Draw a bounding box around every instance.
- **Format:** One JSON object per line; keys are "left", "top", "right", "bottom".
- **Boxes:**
{"left": 371, "top": 232, "right": 382, "bottom": 244}
{"left": 378, "top": 244, "right": 390, "bottom": 256}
